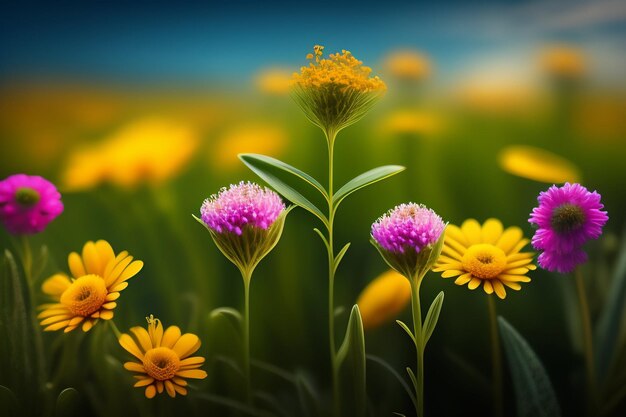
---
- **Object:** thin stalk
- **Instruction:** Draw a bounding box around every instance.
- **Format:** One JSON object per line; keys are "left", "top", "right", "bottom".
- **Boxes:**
{"left": 325, "top": 128, "right": 340, "bottom": 416}
{"left": 575, "top": 267, "right": 597, "bottom": 416}
{"left": 109, "top": 320, "right": 122, "bottom": 339}
{"left": 487, "top": 296, "right": 503, "bottom": 417}
{"left": 242, "top": 272, "right": 252, "bottom": 405}
{"left": 20, "top": 235, "right": 33, "bottom": 286}
{"left": 410, "top": 279, "right": 424, "bottom": 417}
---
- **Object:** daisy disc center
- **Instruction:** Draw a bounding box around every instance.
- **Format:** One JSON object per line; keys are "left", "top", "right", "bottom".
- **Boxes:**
{"left": 551, "top": 203, "right": 586, "bottom": 233}
{"left": 143, "top": 347, "right": 181, "bottom": 381}
{"left": 60, "top": 274, "right": 107, "bottom": 316}
{"left": 462, "top": 244, "right": 507, "bottom": 279}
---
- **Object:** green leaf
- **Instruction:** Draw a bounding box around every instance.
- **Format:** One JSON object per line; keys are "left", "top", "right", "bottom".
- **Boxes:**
{"left": 395, "top": 320, "right": 416, "bottom": 346}
{"left": 498, "top": 317, "right": 561, "bottom": 417}
{"left": 422, "top": 292, "right": 444, "bottom": 347}
{"left": 239, "top": 153, "right": 328, "bottom": 225}
{"left": 595, "top": 229, "right": 626, "bottom": 382}
{"left": 0, "top": 385, "right": 18, "bottom": 417}
{"left": 333, "top": 165, "right": 405, "bottom": 208}
{"left": 312, "top": 228, "right": 329, "bottom": 250}
{"left": 210, "top": 307, "right": 243, "bottom": 336}
{"left": 406, "top": 367, "right": 418, "bottom": 392}
{"left": 367, "top": 355, "right": 417, "bottom": 411}
{"left": 336, "top": 305, "right": 367, "bottom": 417}
{"left": 55, "top": 388, "right": 79, "bottom": 417}
{"left": 333, "top": 243, "right": 351, "bottom": 274}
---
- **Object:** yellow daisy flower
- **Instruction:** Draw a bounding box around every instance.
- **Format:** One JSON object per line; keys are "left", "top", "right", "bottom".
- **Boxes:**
{"left": 119, "top": 315, "right": 207, "bottom": 398}
{"left": 433, "top": 219, "right": 536, "bottom": 299}
{"left": 357, "top": 270, "right": 411, "bottom": 330}
{"left": 38, "top": 240, "right": 143, "bottom": 332}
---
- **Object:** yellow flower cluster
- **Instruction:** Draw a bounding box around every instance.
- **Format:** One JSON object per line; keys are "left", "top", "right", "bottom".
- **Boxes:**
{"left": 293, "top": 45, "right": 386, "bottom": 93}
{"left": 540, "top": 44, "right": 586, "bottom": 79}
{"left": 384, "top": 50, "right": 431, "bottom": 81}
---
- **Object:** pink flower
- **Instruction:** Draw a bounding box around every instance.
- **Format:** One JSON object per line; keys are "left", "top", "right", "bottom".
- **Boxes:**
{"left": 0, "top": 174, "right": 64, "bottom": 234}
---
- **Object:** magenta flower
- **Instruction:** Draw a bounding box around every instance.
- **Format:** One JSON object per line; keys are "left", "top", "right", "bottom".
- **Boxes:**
{"left": 371, "top": 203, "right": 445, "bottom": 254}
{"left": 0, "top": 174, "right": 64, "bottom": 234}
{"left": 200, "top": 181, "right": 285, "bottom": 235}
{"left": 529, "top": 182, "right": 608, "bottom": 273}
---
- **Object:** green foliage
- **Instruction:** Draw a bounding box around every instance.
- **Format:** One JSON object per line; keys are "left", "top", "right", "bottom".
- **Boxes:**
{"left": 336, "top": 305, "right": 367, "bottom": 417}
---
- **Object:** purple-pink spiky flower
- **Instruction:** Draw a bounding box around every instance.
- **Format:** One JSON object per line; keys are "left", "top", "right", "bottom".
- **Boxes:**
{"left": 529, "top": 182, "right": 608, "bottom": 273}
{"left": 371, "top": 203, "right": 445, "bottom": 254}
{"left": 200, "top": 181, "right": 285, "bottom": 235}
{"left": 0, "top": 174, "right": 64, "bottom": 234}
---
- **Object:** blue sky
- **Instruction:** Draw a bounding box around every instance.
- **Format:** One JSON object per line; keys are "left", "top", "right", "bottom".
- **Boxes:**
{"left": 1, "top": 0, "right": 624, "bottom": 86}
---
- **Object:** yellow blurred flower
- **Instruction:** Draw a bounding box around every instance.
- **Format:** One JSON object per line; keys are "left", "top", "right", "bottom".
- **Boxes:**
{"left": 433, "top": 219, "right": 536, "bottom": 299}
{"left": 38, "top": 240, "right": 143, "bottom": 332}
{"left": 211, "top": 123, "right": 287, "bottom": 170}
{"left": 540, "top": 44, "right": 586, "bottom": 80}
{"left": 255, "top": 68, "right": 293, "bottom": 95}
{"left": 384, "top": 50, "right": 432, "bottom": 81}
{"left": 498, "top": 145, "right": 581, "bottom": 183}
{"left": 292, "top": 45, "right": 386, "bottom": 134}
{"left": 61, "top": 118, "right": 198, "bottom": 191}
{"left": 119, "top": 315, "right": 207, "bottom": 398}
{"left": 382, "top": 109, "right": 443, "bottom": 136}
{"left": 357, "top": 270, "right": 411, "bottom": 330}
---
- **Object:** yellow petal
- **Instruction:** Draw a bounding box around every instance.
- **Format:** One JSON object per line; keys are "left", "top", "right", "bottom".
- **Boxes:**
{"left": 156, "top": 381, "right": 164, "bottom": 393}
{"left": 111, "top": 282, "right": 128, "bottom": 292}
{"left": 151, "top": 319, "right": 164, "bottom": 347}
{"left": 161, "top": 326, "right": 182, "bottom": 348}
{"left": 504, "top": 267, "right": 529, "bottom": 275}
{"left": 483, "top": 280, "right": 494, "bottom": 294}
{"left": 95, "top": 240, "right": 115, "bottom": 269}
{"left": 82, "top": 320, "right": 95, "bottom": 332}
{"left": 505, "top": 259, "right": 535, "bottom": 269}
{"left": 104, "top": 255, "right": 133, "bottom": 287}
{"left": 100, "top": 310, "right": 114, "bottom": 320}
{"left": 119, "top": 334, "right": 144, "bottom": 360}
{"left": 64, "top": 325, "right": 78, "bottom": 333}
{"left": 441, "top": 270, "right": 463, "bottom": 278}
{"left": 461, "top": 219, "right": 482, "bottom": 245}
{"left": 441, "top": 245, "right": 464, "bottom": 261}
{"left": 172, "top": 334, "right": 201, "bottom": 358}
{"left": 102, "top": 302, "right": 117, "bottom": 310}
{"left": 176, "top": 369, "right": 208, "bottom": 379}
{"left": 468, "top": 277, "right": 482, "bottom": 290}
{"left": 180, "top": 357, "right": 205, "bottom": 368}
{"left": 105, "top": 292, "right": 120, "bottom": 301}
{"left": 69, "top": 316, "right": 84, "bottom": 326}
{"left": 134, "top": 377, "right": 154, "bottom": 387}
{"left": 145, "top": 385, "right": 156, "bottom": 399}
{"left": 172, "top": 377, "right": 188, "bottom": 386}
{"left": 173, "top": 384, "right": 187, "bottom": 396}
{"left": 454, "top": 273, "right": 472, "bottom": 285}
{"left": 357, "top": 270, "right": 411, "bottom": 330}
{"left": 41, "top": 274, "right": 71, "bottom": 298}
{"left": 68, "top": 252, "right": 85, "bottom": 278}
{"left": 496, "top": 227, "right": 523, "bottom": 255}
{"left": 492, "top": 280, "right": 507, "bottom": 299}
{"left": 103, "top": 252, "right": 129, "bottom": 282}
{"left": 481, "top": 219, "right": 503, "bottom": 245}
{"left": 40, "top": 314, "right": 73, "bottom": 326}
{"left": 44, "top": 320, "right": 70, "bottom": 331}
{"left": 38, "top": 307, "right": 68, "bottom": 319}
{"left": 164, "top": 380, "right": 176, "bottom": 398}
{"left": 82, "top": 241, "right": 101, "bottom": 275}
{"left": 508, "top": 238, "right": 531, "bottom": 256}
{"left": 502, "top": 281, "right": 522, "bottom": 290}
{"left": 445, "top": 224, "right": 469, "bottom": 248}
{"left": 130, "top": 327, "right": 153, "bottom": 353}
{"left": 117, "top": 261, "right": 144, "bottom": 284}
{"left": 124, "top": 362, "right": 146, "bottom": 372}
{"left": 499, "top": 274, "right": 532, "bottom": 283}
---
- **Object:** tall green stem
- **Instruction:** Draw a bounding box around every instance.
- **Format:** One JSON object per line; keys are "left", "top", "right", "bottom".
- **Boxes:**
{"left": 410, "top": 279, "right": 424, "bottom": 417}
{"left": 325, "top": 129, "right": 340, "bottom": 416}
{"left": 20, "top": 235, "right": 33, "bottom": 287}
{"left": 487, "top": 296, "right": 503, "bottom": 417}
{"left": 242, "top": 272, "right": 252, "bottom": 405}
{"left": 575, "top": 267, "right": 596, "bottom": 416}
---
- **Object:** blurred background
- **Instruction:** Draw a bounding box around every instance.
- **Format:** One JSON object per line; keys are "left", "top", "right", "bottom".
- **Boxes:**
{"left": 1, "top": 0, "right": 625, "bottom": 416}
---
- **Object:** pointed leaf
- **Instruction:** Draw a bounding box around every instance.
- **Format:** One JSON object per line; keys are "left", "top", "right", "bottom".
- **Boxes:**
{"left": 55, "top": 388, "right": 79, "bottom": 417}
{"left": 239, "top": 153, "right": 328, "bottom": 198}
{"left": 422, "top": 292, "right": 444, "bottom": 346}
{"left": 595, "top": 227, "right": 626, "bottom": 382}
{"left": 336, "top": 305, "right": 367, "bottom": 417}
{"left": 312, "top": 228, "right": 330, "bottom": 250}
{"left": 333, "top": 165, "right": 405, "bottom": 208}
{"left": 239, "top": 154, "right": 328, "bottom": 225}
{"left": 333, "top": 243, "right": 351, "bottom": 274}
{"left": 406, "top": 367, "right": 418, "bottom": 392}
{"left": 396, "top": 320, "right": 416, "bottom": 346}
{"left": 498, "top": 317, "right": 561, "bottom": 417}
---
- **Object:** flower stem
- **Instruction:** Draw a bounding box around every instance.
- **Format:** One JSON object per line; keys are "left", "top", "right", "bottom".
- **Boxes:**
{"left": 242, "top": 272, "right": 252, "bottom": 405}
{"left": 410, "top": 279, "right": 424, "bottom": 417}
{"left": 575, "top": 267, "right": 597, "bottom": 416}
{"left": 487, "top": 296, "right": 503, "bottom": 417}
{"left": 109, "top": 320, "right": 122, "bottom": 339}
{"left": 325, "top": 129, "right": 340, "bottom": 416}
{"left": 20, "top": 234, "right": 33, "bottom": 287}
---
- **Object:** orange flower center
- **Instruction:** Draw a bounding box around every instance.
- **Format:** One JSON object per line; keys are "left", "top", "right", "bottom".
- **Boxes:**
{"left": 60, "top": 274, "right": 108, "bottom": 316}
{"left": 462, "top": 244, "right": 507, "bottom": 279}
{"left": 143, "top": 347, "right": 180, "bottom": 381}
